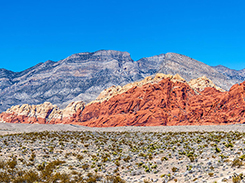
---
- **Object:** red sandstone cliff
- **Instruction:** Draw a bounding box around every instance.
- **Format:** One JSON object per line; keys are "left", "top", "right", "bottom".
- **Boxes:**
{"left": 1, "top": 75, "right": 245, "bottom": 127}
{"left": 79, "top": 79, "right": 245, "bottom": 127}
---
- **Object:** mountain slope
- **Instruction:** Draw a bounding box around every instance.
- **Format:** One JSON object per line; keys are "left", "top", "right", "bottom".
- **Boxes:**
{"left": 212, "top": 65, "right": 245, "bottom": 81}
{"left": 0, "top": 50, "right": 142, "bottom": 112}
{"left": 157, "top": 53, "right": 238, "bottom": 90}
{"left": 1, "top": 75, "right": 245, "bottom": 126}
{"left": 72, "top": 79, "right": 245, "bottom": 127}
{"left": 0, "top": 50, "right": 243, "bottom": 112}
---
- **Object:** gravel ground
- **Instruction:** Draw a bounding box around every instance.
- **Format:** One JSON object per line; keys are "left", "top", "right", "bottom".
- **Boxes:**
{"left": 1, "top": 123, "right": 245, "bottom": 183}
{"left": 1, "top": 123, "right": 245, "bottom": 135}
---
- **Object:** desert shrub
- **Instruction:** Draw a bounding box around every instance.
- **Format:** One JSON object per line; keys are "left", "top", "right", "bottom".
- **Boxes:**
{"left": 148, "top": 153, "right": 153, "bottom": 160}
{"left": 161, "top": 156, "right": 168, "bottom": 161}
{"left": 225, "top": 143, "right": 234, "bottom": 148}
{"left": 51, "top": 172, "right": 71, "bottom": 183}
{"left": 76, "top": 154, "right": 84, "bottom": 161}
{"left": 36, "top": 162, "right": 46, "bottom": 171}
{"left": 151, "top": 164, "right": 157, "bottom": 169}
{"left": 29, "top": 153, "right": 36, "bottom": 161}
{"left": 123, "top": 156, "right": 131, "bottom": 162}
{"left": 215, "top": 147, "right": 221, "bottom": 153}
{"left": 115, "top": 160, "right": 120, "bottom": 166}
{"left": 208, "top": 172, "right": 214, "bottom": 177}
{"left": 22, "top": 170, "right": 40, "bottom": 183}
{"left": 220, "top": 154, "right": 228, "bottom": 159}
{"left": 0, "top": 160, "right": 5, "bottom": 169}
{"left": 7, "top": 158, "right": 17, "bottom": 169}
{"left": 188, "top": 155, "right": 195, "bottom": 162}
{"left": 240, "top": 154, "right": 245, "bottom": 160}
{"left": 105, "top": 175, "right": 126, "bottom": 183}
{"left": 143, "top": 179, "right": 153, "bottom": 183}
{"left": 84, "top": 143, "right": 89, "bottom": 147}
{"left": 0, "top": 172, "right": 11, "bottom": 182}
{"left": 144, "top": 166, "right": 150, "bottom": 172}
{"left": 232, "top": 158, "right": 243, "bottom": 168}
{"left": 232, "top": 174, "right": 241, "bottom": 183}
{"left": 81, "top": 164, "right": 90, "bottom": 170}
{"left": 172, "top": 167, "right": 178, "bottom": 172}
{"left": 40, "top": 160, "right": 65, "bottom": 180}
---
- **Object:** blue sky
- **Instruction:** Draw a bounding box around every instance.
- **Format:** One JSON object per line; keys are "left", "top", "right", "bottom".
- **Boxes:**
{"left": 0, "top": 0, "right": 245, "bottom": 71}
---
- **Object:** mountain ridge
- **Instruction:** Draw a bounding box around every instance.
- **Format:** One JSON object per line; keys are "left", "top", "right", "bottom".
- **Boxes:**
{"left": 212, "top": 65, "right": 245, "bottom": 81}
{"left": 1, "top": 75, "right": 244, "bottom": 126}
{"left": 0, "top": 50, "right": 244, "bottom": 112}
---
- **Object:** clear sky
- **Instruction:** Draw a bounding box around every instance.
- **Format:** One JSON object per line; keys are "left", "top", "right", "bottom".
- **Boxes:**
{"left": 0, "top": 0, "right": 245, "bottom": 72}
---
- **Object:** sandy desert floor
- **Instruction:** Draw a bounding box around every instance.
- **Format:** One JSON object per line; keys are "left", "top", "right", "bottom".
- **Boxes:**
{"left": 1, "top": 123, "right": 245, "bottom": 183}
{"left": 2, "top": 123, "right": 245, "bottom": 135}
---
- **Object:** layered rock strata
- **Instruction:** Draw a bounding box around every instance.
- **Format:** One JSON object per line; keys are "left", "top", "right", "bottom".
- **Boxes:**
{"left": 0, "top": 101, "right": 84, "bottom": 124}
{"left": 188, "top": 76, "right": 225, "bottom": 92}
{"left": 213, "top": 65, "right": 245, "bottom": 81}
{"left": 79, "top": 79, "right": 245, "bottom": 127}
{"left": 90, "top": 73, "right": 185, "bottom": 104}
{"left": 0, "top": 75, "right": 245, "bottom": 127}
{"left": 0, "top": 50, "right": 242, "bottom": 113}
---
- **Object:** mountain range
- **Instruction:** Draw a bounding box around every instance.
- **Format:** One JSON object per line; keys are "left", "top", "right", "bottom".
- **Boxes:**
{"left": 0, "top": 50, "right": 244, "bottom": 113}
{"left": 1, "top": 73, "right": 245, "bottom": 126}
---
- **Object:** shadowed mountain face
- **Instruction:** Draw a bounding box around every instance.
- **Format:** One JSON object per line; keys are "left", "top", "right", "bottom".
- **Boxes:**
{"left": 0, "top": 50, "right": 142, "bottom": 112}
{"left": 212, "top": 65, "right": 245, "bottom": 81}
{"left": 0, "top": 50, "right": 243, "bottom": 112}
{"left": 157, "top": 53, "right": 238, "bottom": 90}
{"left": 1, "top": 76, "right": 245, "bottom": 126}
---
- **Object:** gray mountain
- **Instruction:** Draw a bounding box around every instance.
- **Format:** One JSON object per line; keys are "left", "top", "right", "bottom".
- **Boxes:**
{"left": 0, "top": 50, "right": 243, "bottom": 112}
{"left": 212, "top": 65, "right": 245, "bottom": 81}
{"left": 155, "top": 53, "right": 239, "bottom": 90}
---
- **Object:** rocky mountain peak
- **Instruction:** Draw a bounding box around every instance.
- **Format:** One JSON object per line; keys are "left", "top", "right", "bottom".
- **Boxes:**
{"left": 164, "top": 52, "right": 190, "bottom": 62}
{"left": 89, "top": 74, "right": 222, "bottom": 105}
{"left": 62, "top": 50, "right": 133, "bottom": 64}
{"left": 188, "top": 76, "right": 225, "bottom": 92}
{"left": 212, "top": 65, "right": 245, "bottom": 81}
{"left": 0, "top": 49, "right": 244, "bottom": 113}
{"left": 92, "top": 50, "right": 133, "bottom": 63}
{"left": 1, "top": 73, "right": 245, "bottom": 127}
{"left": 0, "top": 68, "right": 15, "bottom": 79}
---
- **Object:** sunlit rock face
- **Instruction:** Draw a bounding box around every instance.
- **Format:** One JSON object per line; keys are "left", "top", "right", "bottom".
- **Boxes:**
{"left": 0, "top": 50, "right": 242, "bottom": 113}
{"left": 78, "top": 78, "right": 245, "bottom": 127}
{"left": 1, "top": 75, "right": 245, "bottom": 127}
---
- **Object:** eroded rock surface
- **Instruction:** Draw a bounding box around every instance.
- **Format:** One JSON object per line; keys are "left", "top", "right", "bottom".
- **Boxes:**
{"left": 78, "top": 78, "right": 245, "bottom": 127}
{"left": 0, "top": 101, "right": 84, "bottom": 124}
{"left": 90, "top": 73, "right": 184, "bottom": 104}
{"left": 213, "top": 65, "right": 245, "bottom": 81}
{"left": 1, "top": 75, "right": 244, "bottom": 127}
{"left": 188, "top": 76, "right": 225, "bottom": 92}
{"left": 0, "top": 50, "right": 242, "bottom": 112}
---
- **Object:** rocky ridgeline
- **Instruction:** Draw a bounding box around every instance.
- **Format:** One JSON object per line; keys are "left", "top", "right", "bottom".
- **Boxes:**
{"left": 2, "top": 74, "right": 245, "bottom": 127}
{"left": 0, "top": 101, "right": 84, "bottom": 124}
{"left": 0, "top": 50, "right": 242, "bottom": 113}
{"left": 79, "top": 77, "right": 245, "bottom": 127}
{"left": 213, "top": 65, "right": 245, "bottom": 81}
{"left": 188, "top": 76, "right": 225, "bottom": 92}
{"left": 92, "top": 74, "right": 225, "bottom": 105}
{"left": 157, "top": 53, "right": 235, "bottom": 91}
{"left": 89, "top": 73, "right": 186, "bottom": 105}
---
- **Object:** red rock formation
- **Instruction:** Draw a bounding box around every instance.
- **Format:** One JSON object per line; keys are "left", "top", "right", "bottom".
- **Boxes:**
{"left": 78, "top": 78, "right": 245, "bottom": 127}
{"left": 1, "top": 77, "right": 245, "bottom": 127}
{"left": 0, "top": 101, "right": 85, "bottom": 125}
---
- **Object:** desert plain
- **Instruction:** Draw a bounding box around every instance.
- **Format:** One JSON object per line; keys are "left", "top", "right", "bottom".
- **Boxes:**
{"left": 0, "top": 123, "right": 245, "bottom": 183}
